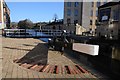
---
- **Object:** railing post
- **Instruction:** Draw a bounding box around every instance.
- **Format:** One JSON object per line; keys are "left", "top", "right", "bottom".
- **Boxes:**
{"left": 18, "top": 30, "right": 20, "bottom": 37}
{"left": 51, "top": 29, "right": 53, "bottom": 36}
{"left": 35, "top": 29, "right": 37, "bottom": 37}
{"left": 8, "top": 30, "right": 10, "bottom": 36}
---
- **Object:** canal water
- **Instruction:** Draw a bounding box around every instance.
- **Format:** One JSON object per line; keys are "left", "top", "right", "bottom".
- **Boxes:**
{"left": 39, "top": 38, "right": 48, "bottom": 42}
{"left": 27, "top": 30, "right": 49, "bottom": 42}
{"left": 26, "top": 30, "right": 49, "bottom": 43}
{"left": 37, "top": 32, "right": 49, "bottom": 42}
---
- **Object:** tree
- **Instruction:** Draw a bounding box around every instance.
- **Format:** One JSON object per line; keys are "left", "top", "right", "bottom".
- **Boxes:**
{"left": 18, "top": 19, "right": 33, "bottom": 29}
{"left": 53, "top": 14, "right": 58, "bottom": 22}
{"left": 11, "top": 22, "right": 18, "bottom": 29}
{"left": 6, "top": 17, "right": 11, "bottom": 29}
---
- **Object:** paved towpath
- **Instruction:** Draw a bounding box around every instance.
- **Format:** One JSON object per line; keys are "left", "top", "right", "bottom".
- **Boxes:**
{"left": 2, "top": 37, "right": 98, "bottom": 79}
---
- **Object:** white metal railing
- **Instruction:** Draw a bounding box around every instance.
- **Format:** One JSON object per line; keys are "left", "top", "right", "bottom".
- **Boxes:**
{"left": 4, "top": 29, "right": 70, "bottom": 37}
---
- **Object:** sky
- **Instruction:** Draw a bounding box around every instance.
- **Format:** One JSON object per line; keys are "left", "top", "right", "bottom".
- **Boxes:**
{"left": 6, "top": 2, "right": 64, "bottom": 23}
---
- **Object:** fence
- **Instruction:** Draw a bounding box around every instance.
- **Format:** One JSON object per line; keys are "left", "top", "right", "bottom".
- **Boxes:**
{"left": 4, "top": 29, "right": 70, "bottom": 38}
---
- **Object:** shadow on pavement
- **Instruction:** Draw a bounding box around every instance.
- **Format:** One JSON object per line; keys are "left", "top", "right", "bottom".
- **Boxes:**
{"left": 22, "top": 44, "right": 36, "bottom": 47}
{"left": 4, "top": 46, "right": 31, "bottom": 51}
{"left": 16, "top": 43, "right": 48, "bottom": 65}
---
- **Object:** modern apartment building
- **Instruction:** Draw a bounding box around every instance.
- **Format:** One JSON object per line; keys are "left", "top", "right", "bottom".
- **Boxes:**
{"left": 64, "top": 2, "right": 91, "bottom": 33}
{"left": 64, "top": 0, "right": 112, "bottom": 34}
{"left": 0, "top": 0, "right": 10, "bottom": 29}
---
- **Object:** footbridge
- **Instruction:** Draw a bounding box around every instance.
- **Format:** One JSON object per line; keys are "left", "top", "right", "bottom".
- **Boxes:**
{"left": 3, "top": 29, "right": 71, "bottom": 38}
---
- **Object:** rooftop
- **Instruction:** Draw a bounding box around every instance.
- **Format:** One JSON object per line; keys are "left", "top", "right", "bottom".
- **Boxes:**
{"left": 99, "top": 2, "right": 120, "bottom": 9}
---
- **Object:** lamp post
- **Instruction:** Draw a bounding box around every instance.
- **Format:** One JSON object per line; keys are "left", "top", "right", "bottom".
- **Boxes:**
{"left": 40, "top": 23, "right": 41, "bottom": 30}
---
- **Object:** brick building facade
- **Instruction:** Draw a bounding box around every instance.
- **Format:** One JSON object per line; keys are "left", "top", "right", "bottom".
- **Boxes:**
{"left": 0, "top": 0, "right": 10, "bottom": 29}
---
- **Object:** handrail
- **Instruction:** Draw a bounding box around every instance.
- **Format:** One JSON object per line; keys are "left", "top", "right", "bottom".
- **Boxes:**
{"left": 4, "top": 29, "right": 70, "bottom": 37}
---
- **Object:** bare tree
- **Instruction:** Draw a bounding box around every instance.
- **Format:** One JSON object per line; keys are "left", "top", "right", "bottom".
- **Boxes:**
{"left": 53, "top": 14, "right": 58, "bottom": 22}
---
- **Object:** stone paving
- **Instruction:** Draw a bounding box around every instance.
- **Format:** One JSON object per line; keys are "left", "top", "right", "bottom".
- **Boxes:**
{"left": 2, "top": 37, "right": 99, "bottom": 79}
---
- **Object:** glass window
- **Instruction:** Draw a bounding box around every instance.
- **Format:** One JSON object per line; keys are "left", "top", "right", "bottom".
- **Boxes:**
{"left": 91, "top": 10, "right": 93, "bottom": 16}
{"left": 67, "top": 18, "right": 71, "bottom": 26}
{"left": 67, "top": 9, "right": 71, "bottom": 16}
{"left": 90, "top": 20, "right": 92, "bottom": 25}
{"left": 97, "top": 2, "right": 101, "bottom": 7}
{"left": 104, "top": 2, "right": 107, "bottom": 4}
{"left": 99, "top": 8, "right": 111, "bottom": 22}
{"left": 74, "top": 2, "right": 79, "bottom": 7}
{"left": 67, "top": 2, "right": 71, "bottom": 7}
{"left": 103, "top": 0, "right": 108, "bottom": 4}
{"left": 113, "top": 10, "right": 119, "bottom": 21}
{"left": 74, "top": 9, "right": 78, "bottom": 16}
{"left": 96, "top": 10, "right": 98, "bottom": 16}
{"left": 92, "top": 2, "right": 94, "bottom": 7}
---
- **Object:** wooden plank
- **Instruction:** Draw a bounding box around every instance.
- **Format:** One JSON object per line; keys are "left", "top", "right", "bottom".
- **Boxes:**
{"left": 71, "top": 66, "right": 79, "bottom": 74}
{"left": 21, "top": 63, "right": 33, "bottom": 69}
{"left": 34, "top": 65, "right": 44, "bottom": 72}
{"left": 75, "top": 65, "right": 88, "bottom": 73}
{"left": 66, "top": 66, "right": 73, "bottom": 74}
{"left": 40, "top": 65, "right": 49, "bottom": 72}
{"left": 30, "top": 65, "right": 38, "bottom": 70}
{"left": 48, "top": 65, "right": 55, "bottom": 73}
{"left": 55, "top": 65, "right": 59, "bottom": 74}
{"left": 61, "top": 65, "right": 65, "bottom": 74}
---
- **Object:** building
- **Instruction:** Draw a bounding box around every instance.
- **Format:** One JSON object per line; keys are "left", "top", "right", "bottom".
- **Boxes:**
{"left": 64, "top": 1, "right": 91, "bottom": 33}
{"left": 90, "top": 0, "right": 112, "bottom": 32}
{"left": 97, "top": 2, "right": 120, "bottom": 40}
{"left": 0, "top": 0, "right": 10, "bottom": 29}
{"left": 63, "top": 0, "right": 112, "bottom": 34}
{"left": 44, "top": 19, "right": 63, "bottom": 30}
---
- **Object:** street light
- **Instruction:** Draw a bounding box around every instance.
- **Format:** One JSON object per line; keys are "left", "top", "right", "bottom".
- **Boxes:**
{"left": 40, "top": 24, "right": 41, "bottom": 30}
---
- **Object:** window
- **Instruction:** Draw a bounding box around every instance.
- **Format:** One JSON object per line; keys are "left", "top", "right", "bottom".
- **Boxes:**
{"left": 74, "top": 9, "right": 78, "bottom": 16}
{"left": 113, "top": 9, "right": 119, "bottom": 21}
{"left": 67, "top": 2, "right": 71, "bottom": 7}
{"left": 99, "top": 8, "right": 111, "bottom": 22}
{"left": 90, "top": 20, "right": 92, "bottom": 25}
{"left": 67, "top": 9, "right": 71, "bottom": 16}
{"left": 97, "top": 2, "right": 101, "bottom": 7}
{"left": 67, "top": 18, "right": 71, "bottom": 26}
{"left": 95, "top": 20, "right": 98, "bottom": 25}
{"left": 92, "top": 2, "right": 94, "bottom": 7}
{"left": 91, "top": 10, "right": 93, "bottom": 16}
{"left": 104, "top": 2, "right": 107, "bottom": 4}
{"left": 96, "top": 10, "right": 98, "bottom": 16}
{"left": 74, "top": 2, "right": 79, "bottom": 7}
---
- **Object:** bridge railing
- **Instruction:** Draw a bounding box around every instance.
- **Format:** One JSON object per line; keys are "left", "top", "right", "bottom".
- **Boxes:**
{"left": 3, "top": 29, "right": 70, "bottom": 37}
